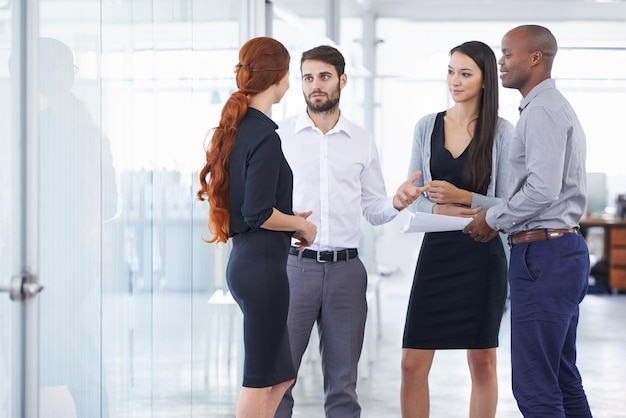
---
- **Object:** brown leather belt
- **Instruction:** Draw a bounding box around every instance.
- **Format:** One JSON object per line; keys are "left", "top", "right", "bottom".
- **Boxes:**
{"left": 507, "top": 228, "right": 579, "bottom": 246}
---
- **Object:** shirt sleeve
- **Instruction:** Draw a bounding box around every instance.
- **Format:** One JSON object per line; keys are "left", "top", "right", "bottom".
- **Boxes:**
{"left": 360, "top": 137, "right": 399, "bottom": 225}
{"left": 487, "top": 106, "right": 569, "bottom": 231}
{"left": 241, "top": 132, "right": 282, "bottom": 229}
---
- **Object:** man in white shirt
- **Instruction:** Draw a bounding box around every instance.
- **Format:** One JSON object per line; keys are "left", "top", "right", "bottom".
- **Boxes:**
{"left": 275, "top": 45, "right": 426, "bottom": 418}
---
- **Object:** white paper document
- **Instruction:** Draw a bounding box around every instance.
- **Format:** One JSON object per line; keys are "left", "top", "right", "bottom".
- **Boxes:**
{"left": 401, "top": 211, "right": 472, "bottom": 233}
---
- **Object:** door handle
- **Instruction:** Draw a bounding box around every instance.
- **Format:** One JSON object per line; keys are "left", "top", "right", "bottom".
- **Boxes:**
{"left": 0, "top": 272, "right": 44, "bottom": 301}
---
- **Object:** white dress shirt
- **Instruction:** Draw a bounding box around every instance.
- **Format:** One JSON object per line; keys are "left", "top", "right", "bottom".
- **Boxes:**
{"left": 278, "top": 110, "right": 398, "bottom": 251}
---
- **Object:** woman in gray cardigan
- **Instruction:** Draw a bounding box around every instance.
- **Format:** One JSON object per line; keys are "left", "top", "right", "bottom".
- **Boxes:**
{"left": 400, "top": 41, "right": 514, "bottom": 418}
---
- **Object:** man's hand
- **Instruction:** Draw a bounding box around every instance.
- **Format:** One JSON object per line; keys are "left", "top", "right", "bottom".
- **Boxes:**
{"left": 463, "top": 209, "right": 499, "bottom": 243}
{"left": 393, "top": 170, "right": 430, "bottom": 210}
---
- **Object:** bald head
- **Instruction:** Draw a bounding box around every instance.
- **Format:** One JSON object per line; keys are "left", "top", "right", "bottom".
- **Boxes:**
{"left": 508, "top": 25, "right": 558, "bottom": 73}
{"left": 499, "top": 24, "right": 560, "bottom": 96}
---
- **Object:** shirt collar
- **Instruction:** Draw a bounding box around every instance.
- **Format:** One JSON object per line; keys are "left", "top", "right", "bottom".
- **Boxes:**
{"left": 294, "top": 109, "right": 352, "bottom": 138}
{"left": 518, "top": 78, "right": 556, "bottom": 114}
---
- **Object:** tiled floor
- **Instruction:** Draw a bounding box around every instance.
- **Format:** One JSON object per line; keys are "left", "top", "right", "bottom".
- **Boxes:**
{"left": 288, "top": 273, "right": 626, "bottom": 418}
{"left": 114, "top": 266, "right": 626, "bottom": 417}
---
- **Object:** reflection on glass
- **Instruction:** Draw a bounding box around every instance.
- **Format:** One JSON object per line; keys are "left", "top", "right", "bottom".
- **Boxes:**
{"left": 38, "top": 37, "right": 116, "bottom": 417}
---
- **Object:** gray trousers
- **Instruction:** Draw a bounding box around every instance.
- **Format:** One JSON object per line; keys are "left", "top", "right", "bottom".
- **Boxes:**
{"left": 275, "top": 253, "right": 368, "bottom": 418}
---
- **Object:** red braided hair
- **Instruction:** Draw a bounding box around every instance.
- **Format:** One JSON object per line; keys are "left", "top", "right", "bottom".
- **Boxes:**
{"left": 197, "top": 37, "right": 290, "bottom": 243}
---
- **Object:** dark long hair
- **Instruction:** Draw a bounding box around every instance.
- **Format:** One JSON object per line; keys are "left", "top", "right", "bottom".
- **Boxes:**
{"left": 450, "top": 41, "right": 499, "bottom": 193}
{"left": 197, "top": 37, "right": 290, "bottom": 243}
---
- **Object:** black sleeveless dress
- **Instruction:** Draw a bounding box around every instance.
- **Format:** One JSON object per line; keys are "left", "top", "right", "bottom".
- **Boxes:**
{"left": 402, "top": 112, "right": 508, "bottom": 349}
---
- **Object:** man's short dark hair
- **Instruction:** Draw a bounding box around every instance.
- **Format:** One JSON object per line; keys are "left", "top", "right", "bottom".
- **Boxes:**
{"left": 301, "top": 45, "right": 345, "bottom": 76}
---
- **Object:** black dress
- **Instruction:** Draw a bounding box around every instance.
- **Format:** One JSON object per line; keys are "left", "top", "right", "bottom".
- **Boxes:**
{"left": 403, "top": 112, "right": 508, "bottom": 349}
{"left": 226, "top": 108, "right": 295, "bottom": 387}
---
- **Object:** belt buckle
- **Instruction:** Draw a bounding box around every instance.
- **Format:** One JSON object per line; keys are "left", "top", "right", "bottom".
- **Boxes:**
{"left": 316, "top": 251, "right": 329, "bottom": 263}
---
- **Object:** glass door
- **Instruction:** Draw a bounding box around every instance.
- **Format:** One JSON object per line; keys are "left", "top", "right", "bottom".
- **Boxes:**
{"left": 1, "top": 1, "right": 42, "bottom": 417}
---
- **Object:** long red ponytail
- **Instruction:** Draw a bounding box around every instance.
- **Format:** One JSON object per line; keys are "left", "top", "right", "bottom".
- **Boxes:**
{"left": 197, "top": 37, "right": 290, "bottom": 243}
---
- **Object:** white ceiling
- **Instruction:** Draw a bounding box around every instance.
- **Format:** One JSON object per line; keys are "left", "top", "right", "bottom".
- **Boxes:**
{"left": 29, "top": 0, "right": 626, "bottom": 24}
{"left": 274, "top": 0, "right": 626, "bottom": 21}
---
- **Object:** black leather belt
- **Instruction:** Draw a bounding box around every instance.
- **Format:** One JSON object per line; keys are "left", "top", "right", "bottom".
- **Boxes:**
{"left": 289, "top": 247, "right": 358, "bottom": 263}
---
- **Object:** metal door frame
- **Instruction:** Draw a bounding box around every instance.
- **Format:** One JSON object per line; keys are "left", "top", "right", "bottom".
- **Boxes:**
{"left": 0, "top": 1, "right": 42, "bottom": 417}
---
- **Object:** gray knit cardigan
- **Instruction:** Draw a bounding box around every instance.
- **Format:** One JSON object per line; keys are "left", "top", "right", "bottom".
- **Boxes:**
{"left": 407, "top": 112, "right": 515, "bottom": 215}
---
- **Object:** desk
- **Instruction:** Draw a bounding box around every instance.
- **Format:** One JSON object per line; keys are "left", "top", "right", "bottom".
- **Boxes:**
{"left": 580, "top": 218, "right": 626, "bottom": 292}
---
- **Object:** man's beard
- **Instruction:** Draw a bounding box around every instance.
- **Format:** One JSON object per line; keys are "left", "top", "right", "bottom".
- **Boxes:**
{"left": 304, "top": 87, "right": 341, "bottom": 113}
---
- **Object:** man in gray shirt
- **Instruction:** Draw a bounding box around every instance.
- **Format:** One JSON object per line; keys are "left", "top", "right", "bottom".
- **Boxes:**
{"left": 464, "top": 25, "right": 592, "bottom": 417}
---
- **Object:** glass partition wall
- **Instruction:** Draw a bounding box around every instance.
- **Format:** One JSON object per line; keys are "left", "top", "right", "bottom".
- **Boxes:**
{"left": 99, "top": 2, "right": 241, "bottom": 416}
{"left": 37, "top": 0, "right": 245, "bottom": 416}
{"left": 35, "top": 0, "right": 368, "bottom": 416}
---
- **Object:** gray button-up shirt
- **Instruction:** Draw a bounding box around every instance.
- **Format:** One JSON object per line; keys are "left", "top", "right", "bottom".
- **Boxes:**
{"left": 486, "top": 79, "right": 587, "bottom": 234}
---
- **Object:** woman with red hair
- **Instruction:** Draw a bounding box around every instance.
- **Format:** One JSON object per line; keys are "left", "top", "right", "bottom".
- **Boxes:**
{"left": 198, "top": 37, "right": 317, "bottom": 418}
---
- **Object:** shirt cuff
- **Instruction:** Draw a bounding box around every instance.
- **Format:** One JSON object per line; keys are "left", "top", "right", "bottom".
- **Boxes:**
{"left": 385, "top": 197, "right": 401, "bottom": 217}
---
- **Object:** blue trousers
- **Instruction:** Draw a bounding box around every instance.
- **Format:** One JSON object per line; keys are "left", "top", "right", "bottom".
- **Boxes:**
{"left": 508, "top": 232, "right": 592, "bottom": 418}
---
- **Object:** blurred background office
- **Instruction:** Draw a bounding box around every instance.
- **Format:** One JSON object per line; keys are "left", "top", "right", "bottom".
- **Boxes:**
{"left": 1, "top": 0, "right": 625, "bottom": 417}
